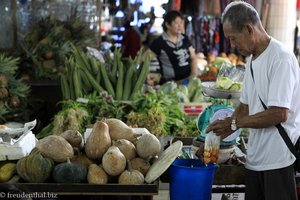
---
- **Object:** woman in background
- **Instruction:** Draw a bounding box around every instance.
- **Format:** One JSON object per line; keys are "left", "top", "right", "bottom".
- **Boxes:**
{"left": 149, "top": 10, "right": 198, "bottom": 84}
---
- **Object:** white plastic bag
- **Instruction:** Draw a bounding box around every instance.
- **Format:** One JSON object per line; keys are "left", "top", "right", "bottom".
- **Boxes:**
{"left": 204, "top": 131, "right": 221, "bottom": 164}
{"left": 86, "top": 46, "right": 105, "bottom": 63}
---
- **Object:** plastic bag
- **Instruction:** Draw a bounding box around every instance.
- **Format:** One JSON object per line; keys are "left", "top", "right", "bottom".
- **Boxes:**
{"left": 218, "top": 63, "right": 245, "bottom": 82}
{"left": 215, "top": 63, "right": 245, "bottom": 91}
{"left": 204, "top": 131, "right": 220, "bottom": 164}
{"left": 86, "top": 46, "right": 105, "bottom": 63}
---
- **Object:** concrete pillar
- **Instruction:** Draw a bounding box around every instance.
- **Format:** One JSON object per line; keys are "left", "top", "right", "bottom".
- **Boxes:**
{"left": 266, "top": 0, "right": 297, "bottom": 50}
{"left": 256, "top": 0, "right": 263, "bottom": 16}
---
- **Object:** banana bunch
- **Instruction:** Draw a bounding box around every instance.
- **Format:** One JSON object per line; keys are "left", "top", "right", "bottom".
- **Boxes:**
{"left": 60, "top": 45, "right": 150, "bottom": 101}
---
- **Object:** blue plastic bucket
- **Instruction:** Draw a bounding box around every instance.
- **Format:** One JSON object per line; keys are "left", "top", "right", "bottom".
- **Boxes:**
{"left": 169, "top": 159, "right": 218, "bottom": 200}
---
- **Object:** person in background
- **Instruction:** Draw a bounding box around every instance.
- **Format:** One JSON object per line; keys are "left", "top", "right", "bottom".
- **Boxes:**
{"left": 206, "top": 2, "right": 300, "bottom": 200}
{"left": 140, "top": 22, "right": 154, "bottom": 50}
{"left": 121, "top": 20, "right": 141, "bottom": 59}
{"left": 148, "top": 10, "right": 198, "bottom": 84}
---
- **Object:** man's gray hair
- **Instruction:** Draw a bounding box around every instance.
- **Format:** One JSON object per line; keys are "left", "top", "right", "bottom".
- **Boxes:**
{"left": 222, "top": 1, "right": 260, "bottom": 30}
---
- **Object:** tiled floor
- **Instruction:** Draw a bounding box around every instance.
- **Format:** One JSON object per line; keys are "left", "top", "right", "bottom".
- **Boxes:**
{"left": 153, "top": 190, "right": 169, "bottom": 200}
{"left": 153, "top": 182, "right": 169, "bottom": 200}
{"left": 152, "top": 182, "right": 246, "bottom": 200}
{"left": 153, "top": 190, "right": 170, "bottom": 200}
{"left": 153, "top": 190, "right": 245, "bottom": 200}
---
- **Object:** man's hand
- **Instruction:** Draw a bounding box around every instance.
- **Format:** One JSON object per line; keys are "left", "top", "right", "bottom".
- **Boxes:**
{"left": 205, "top": 117, "right": 234, "bottom": 139}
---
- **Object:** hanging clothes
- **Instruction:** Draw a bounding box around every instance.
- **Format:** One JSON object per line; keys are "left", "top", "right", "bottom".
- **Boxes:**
{"left": 190, "top": 16, "right": 226, "bottom": 55}
{"left": 185, "top": 0, "right": 258, "bottom": 56}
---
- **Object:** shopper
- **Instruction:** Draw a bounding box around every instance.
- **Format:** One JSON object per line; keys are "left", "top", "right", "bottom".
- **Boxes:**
{"left": 149, "top": 10, "right": 198, "bottom": 84}
{"left": 206, "top": 2, "right": 300, "bottom": 200}
{"left": 121, "top": 20, "right": 141, "bottom": 59}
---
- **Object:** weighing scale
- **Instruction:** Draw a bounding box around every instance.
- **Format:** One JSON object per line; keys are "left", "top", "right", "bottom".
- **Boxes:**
{"left": 196, "top": 82, "right": 242, "bottom": 146}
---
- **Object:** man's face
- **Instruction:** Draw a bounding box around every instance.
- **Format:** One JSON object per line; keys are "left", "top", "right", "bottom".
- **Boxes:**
{"left": 223, "top": 21, "right": 252, "bottom": 57}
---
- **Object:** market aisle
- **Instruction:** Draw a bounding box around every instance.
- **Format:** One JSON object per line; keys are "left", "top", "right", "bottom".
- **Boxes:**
{"left": 153, "top": 190, "right": 169, "bottom": 200}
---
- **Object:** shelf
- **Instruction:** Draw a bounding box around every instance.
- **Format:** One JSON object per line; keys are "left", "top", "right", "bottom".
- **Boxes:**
{"left": 0, "top": 180, "right": 159, "bottom": 196}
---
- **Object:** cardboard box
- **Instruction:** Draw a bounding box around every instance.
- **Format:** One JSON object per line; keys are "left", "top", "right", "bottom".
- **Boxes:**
{"left": 0, "top": 131, "right": 36, "bottom": 161}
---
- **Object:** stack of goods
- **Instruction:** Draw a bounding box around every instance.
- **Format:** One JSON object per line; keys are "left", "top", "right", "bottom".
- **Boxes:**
{"left": 199, "top": 52, "right": 245, "bottom": 82}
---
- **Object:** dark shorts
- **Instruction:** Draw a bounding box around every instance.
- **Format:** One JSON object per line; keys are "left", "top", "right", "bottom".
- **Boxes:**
{"left": 245, "top": 164, "right": 298, "bottom": 200}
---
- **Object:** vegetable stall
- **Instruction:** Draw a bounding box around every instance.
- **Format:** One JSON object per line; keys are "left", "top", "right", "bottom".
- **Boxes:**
{"left": 0, "top": 37, "right": 249, "bottom": 197}
{"left": 0, "top": 42, "right": 213, "bottom": 199}
{"left": 0, "top": 4, "right": 247, "bottom": 198}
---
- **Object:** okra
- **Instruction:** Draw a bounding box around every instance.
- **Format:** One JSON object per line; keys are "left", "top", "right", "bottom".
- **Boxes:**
{"left": 98, "top": 61, "right": 115, "bottom": 98}
{"left": 115, "top": 61, "right": 124, "bottom": 100}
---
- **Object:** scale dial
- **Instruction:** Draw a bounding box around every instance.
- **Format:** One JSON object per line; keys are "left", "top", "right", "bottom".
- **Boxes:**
{"left": 210, "top": 109, "right": 241, "bottom": 142}
{"left": 210, "top": 109, "right": 233, "bottom": 122}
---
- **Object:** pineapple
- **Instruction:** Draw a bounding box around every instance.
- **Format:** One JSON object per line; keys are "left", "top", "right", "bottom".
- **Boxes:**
{"left": 0, "top": 74, "right": 8, "bottom": 87}
{"left": 20, "top": 12, "right": 98, "bottom": 80}
{"left": 0, "top": 87, "right": 9, "bottom": 99}
{"left": 0, "top": 54, "right": 30, "bottom": 123}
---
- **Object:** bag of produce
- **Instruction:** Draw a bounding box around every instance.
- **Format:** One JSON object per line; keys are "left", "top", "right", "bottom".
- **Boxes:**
{"left": 203, "top": 131, "right": 220, "bottom": 164}
{"left": 215, "top": 63, "right": 245, "bottom": 92}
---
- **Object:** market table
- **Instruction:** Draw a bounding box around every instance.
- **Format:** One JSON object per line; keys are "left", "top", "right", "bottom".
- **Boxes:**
{"left": 0, "top": 176, "right": 159, "bottom": 200}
